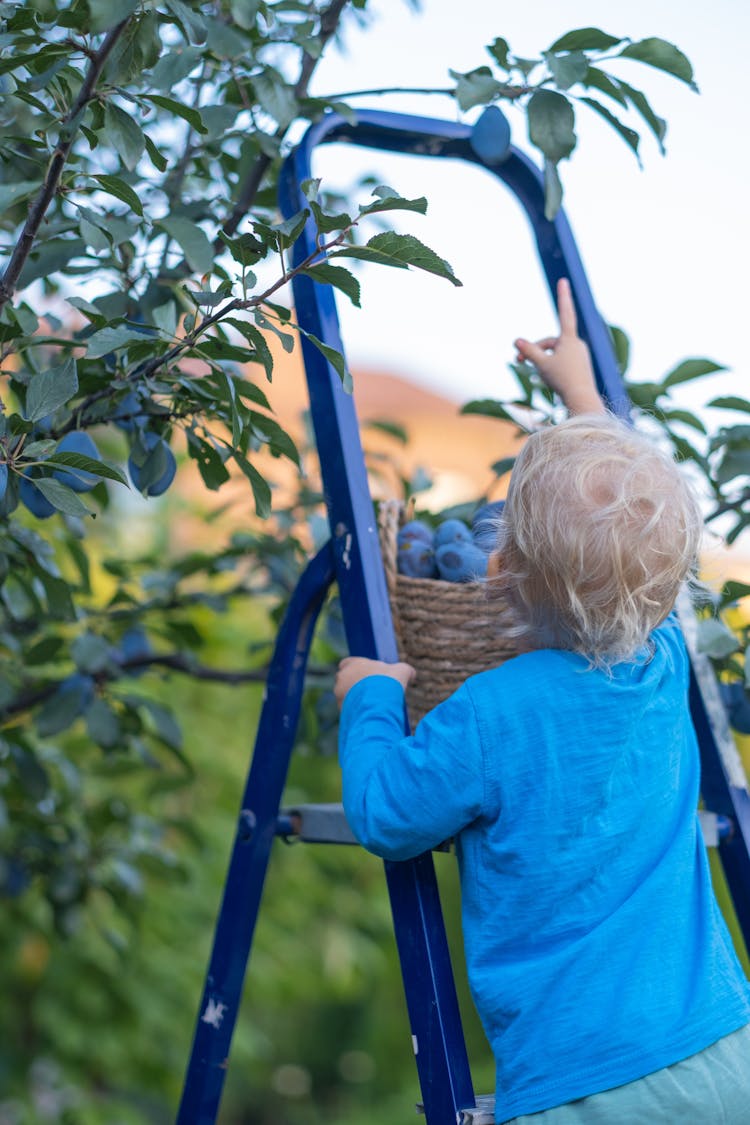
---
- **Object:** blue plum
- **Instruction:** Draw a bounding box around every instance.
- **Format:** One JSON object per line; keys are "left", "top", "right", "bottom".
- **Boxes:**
{"left": 397, "top": 540, "right": 437, "bottom": 579}
{"left": 397, "top": 519, "right": 433, "bottom": 547}
{"left": 19, "top": 476, "right": 56, "bottom": 519}
{"left": 436, "top": 542, "right": 489, "bottom": 583}
{"left": 470, "top": 106, "right": 512, "bottom": 166}
{"left": 52, "top": 431, "right": 101, "bottom": 492}
{"left": 113, "top": 391, "right": 143, "bottom": 432}
{"left": 118, "top": 628, "right": 152, "bottom": 677}
{"left": 128, "top": 432, "right": 177, "bottom": 497}
{"left": 434, "top": 518, "right": 472, "bottom": 548}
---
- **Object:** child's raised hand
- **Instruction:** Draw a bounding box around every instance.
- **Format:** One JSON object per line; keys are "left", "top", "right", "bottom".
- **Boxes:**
{"left": 514, "top": 279, "right": 605, "bottom": 415}
{"left": 334, "top": 656, "right": 416, "bottom": 710}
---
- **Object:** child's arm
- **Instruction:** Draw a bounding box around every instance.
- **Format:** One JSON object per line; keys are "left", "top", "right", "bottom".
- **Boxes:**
{"left": 514, "top": 278, "right": 606, "bottom": 416}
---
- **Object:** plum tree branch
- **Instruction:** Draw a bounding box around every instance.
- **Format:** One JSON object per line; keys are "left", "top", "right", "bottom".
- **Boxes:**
{"left": 0, "top": 18, "right": 133, "bottom": 312}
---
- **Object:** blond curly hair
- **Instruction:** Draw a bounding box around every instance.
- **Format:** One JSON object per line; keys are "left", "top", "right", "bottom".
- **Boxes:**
{"left": 489, "top": 414, "right": 703, "bottom": 665}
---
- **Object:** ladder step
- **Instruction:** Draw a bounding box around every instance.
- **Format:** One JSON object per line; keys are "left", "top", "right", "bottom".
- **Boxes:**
{"left": 417, "top": 1095, "right": 495, "bottom": 1124}
{"left": 276, "top": 804, "right": 453, "bottom": 850}
{"left": 277, "top": 803, "right": 359, "bottom": 845}
{"left": 278, "top": 806, "right": 731, "bottom": 849}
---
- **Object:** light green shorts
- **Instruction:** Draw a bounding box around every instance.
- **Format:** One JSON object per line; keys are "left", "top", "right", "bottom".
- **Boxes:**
{"left": 505, "top": 1022, "right": 750, "bottom": 1125}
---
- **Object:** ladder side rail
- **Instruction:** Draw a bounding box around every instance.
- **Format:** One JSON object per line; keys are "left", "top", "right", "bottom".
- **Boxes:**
{"left": 177, "top": 544, "right": 336, "bottom": 1124}
{"left": 280, "top": 146, "right": 477, "bottom": 1125}
{"left": 689, "top": 667, "right": 750, "bottom": 952}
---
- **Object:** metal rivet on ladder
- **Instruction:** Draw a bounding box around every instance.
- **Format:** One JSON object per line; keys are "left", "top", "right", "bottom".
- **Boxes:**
{"left": 238, "top": 809, "right": 256, "bottom": 840}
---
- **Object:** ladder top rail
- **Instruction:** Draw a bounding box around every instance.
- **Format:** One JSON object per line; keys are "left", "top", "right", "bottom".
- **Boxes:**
{"left": 283, "top": 107, "right": 630, "bottom": 417}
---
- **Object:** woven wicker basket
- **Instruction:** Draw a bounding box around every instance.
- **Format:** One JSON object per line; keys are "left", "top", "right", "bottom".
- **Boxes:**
{"left": 378, "top": 500, "right": 520, "bottom": 725}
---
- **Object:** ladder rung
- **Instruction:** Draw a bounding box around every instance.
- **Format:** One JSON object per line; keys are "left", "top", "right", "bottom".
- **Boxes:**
{"left": 276, "top": 804, "right": 453, "bottom": 851}
{"left": 277, "top": 803, "right": 359, "bottom": 845}
{"left": 699, "top": 810, "right": 733, "bottom": 847}
{"left": 278, "top": 806, "right": 731, "bottom": 850}
{"left": 417, "top": 1095, "right": 495, "bottom": 1124}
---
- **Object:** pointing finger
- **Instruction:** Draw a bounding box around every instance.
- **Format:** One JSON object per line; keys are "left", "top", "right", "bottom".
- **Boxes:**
{"left": 557, "top": 278, "right": 578, "bottom": 337}
{"left": 514, "top": 337, "right": 550, "bottom": 368}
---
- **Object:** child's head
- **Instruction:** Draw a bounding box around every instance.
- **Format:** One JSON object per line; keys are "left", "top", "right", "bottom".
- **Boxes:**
{"left": 489, "top": 413, "right": 702, "bottom": 665}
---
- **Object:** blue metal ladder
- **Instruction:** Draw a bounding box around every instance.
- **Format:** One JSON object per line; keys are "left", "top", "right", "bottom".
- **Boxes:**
{"left": 176, "top": 108, "right": 750, "bottom": 1125}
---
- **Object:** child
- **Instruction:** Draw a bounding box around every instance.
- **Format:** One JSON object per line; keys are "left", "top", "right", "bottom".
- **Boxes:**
{"left": 334, "top": 280, "right": 750, "bottom": 1123}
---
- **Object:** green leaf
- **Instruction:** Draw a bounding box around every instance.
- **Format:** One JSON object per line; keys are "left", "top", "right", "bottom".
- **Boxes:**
{"left": 93, "top": 174, "right": 144, "bottom": 216}
{"left": 33, "top": 477, "right": 92, "bottom": 518}
{"left": 140, "top": 699, "right": 183, "bottom": 750}
{"left": 89, "top": 0, "right": 138, "bottom": 32}
{"left": 142, "top": 94, "right": 208, "bottom": 134}
{"left": 0, "top": 179, "right": 40, "bottom": 212}
{"left": 543, "top": 50, "right": 589, "bottom": 91}
{"left": 266, "top": 208, "right": 309, "bottom": 249}
{"left": 24, "top": 358, "right": 78, "bottom": 421}
{"left": 527, "top": 89, "right": 577, "bottom": 163}
{"left": 358, "top": 185, "right": 428, "bottom": 217}
{"left": 626, "top": 381, "right": 664, "bottom": 409}
{"left": 86, "top": 698, "right": 122, "bottom": 750}
{"left": 307, "top": 200, "right": 351, "bottom": 234}
{"left": 86, "top": 324, "right": 150, "bottom": 358}
{"left": 449, "top": 67, "right": 505, "bottom": 112}
{"left": 657, "top": 408, "right": 706, "bottom": 434}
{"left": 619, "top": 38, "right": 698, "bottom": 90}
{"left": 608, "top": 324, "right": 630, "bottom": 375}
{"left": 234, "top": 453, "right": 272, "bottom": 518}
{"left": 303, "top": 262, "right": 361, "bottom": 307}
{"left": 486, "top": 37, "right": 510, "bottom": 70}
{"left": 45, "top": 452, "right": 128, "bottom": 487}
{"left": 662, "top": 358, "right": 725, "bottom": 388}
{"left": 491, "top": 456, "right": 516, "bottom": 478}
{"left": 250, "top": 413, "right": 299, "bottom": 466}
{"left": 583, "top": 66, "right": 628, "bottom": 107}
{"left": 707, "top": 397, "right": 750, "bottom": 414}
{"left": 104, "top": 102, "right": 145, "bottom": 171}
{"left": 580, "top": 97, "right": 640, "bottom": 163}
{"left": 305, "top": 333, "right": 351, "bottom": 392}
{"left": 231, "top": 0, "right": 261, "bottom": 30}
{"left": 362, "top": 419, "right": 409, "bottom": 445}
{"left": 719, "top": 580, "right": 750, "bottom": 609}
{"left": 461, "top": 399, "right": 518, "bottom": 422}
{"left": 254, "top": 70, "right": 298, "bottom": 129}
{"left": 332, "top": 232, "right": 462, "bottom": 287}
{"left": 149, "top": 45, "right": 201, "bottom": 90}
{"left": 616, "top": 80, "right": 667, "bottom": 153}
{"left": 225, "top": 319, "right": 274, "bottom": 380}
{"left": 165, "top": 0, "right": 208, "bottom": 43}
{"left": 187, "top": 434, "right": 231, "bottom": 491}
{"left": 548, "top": 28, "right": 624, "bottom": 52}
{"left": 696, "top": 617, "right": 741, "bottom": 659}
{"left": 158, "top": 216, "right": 214, "bottom": 275}
{"left": 715, "top": 447, "right": 750, "bottom": 485}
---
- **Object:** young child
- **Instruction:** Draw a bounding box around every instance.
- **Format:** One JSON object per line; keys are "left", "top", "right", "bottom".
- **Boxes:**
{"left": 334, "top": 280, "right": 750, "bottom": 1123}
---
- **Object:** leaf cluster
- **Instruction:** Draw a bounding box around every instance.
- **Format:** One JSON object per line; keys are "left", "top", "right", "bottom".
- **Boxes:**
{"left": 450, "top": 28, "right": 697, "bottom": 217}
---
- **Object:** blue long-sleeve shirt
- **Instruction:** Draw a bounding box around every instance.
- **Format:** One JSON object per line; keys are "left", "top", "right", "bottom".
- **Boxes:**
{"left": 339, "top": 617, "right": 750, "bottom": 1120}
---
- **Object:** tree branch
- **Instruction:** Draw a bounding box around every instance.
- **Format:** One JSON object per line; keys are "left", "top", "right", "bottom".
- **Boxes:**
{"left": 2, "top": 655, "right": 331, "bottom": 718}
{"left": 0, "top": 19, "right": 133, "bottom": 312}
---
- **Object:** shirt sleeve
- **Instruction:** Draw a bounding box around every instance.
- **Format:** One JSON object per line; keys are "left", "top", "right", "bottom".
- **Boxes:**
{"left": 338, "top": 675, "right": 485, "bottom": 861}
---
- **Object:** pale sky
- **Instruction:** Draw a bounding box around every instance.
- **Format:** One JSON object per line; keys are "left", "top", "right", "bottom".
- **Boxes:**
{"left": 302, "top": 0, "right": 749, "bottom": 413}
